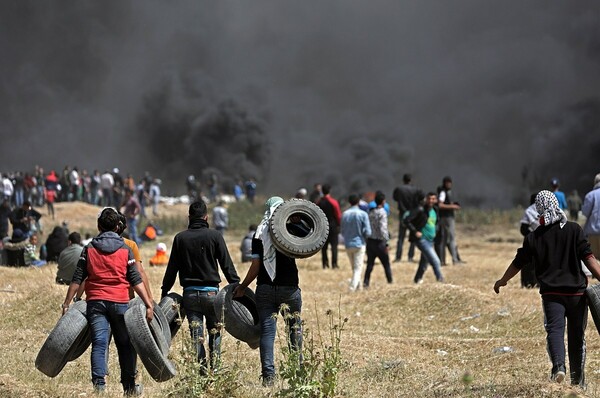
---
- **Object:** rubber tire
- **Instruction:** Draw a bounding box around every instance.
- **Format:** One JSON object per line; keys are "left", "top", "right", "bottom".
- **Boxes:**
{"left": 65, "top": 301, "right": 92, "bottom": 361}
{"left": 158, "top": 292, "right": 186, "bottom": 339}
{"left": 214, "top": 284, "right": 260, "bottom": 349}
{"left": 586, "top": 284, "right": 600, "bottom": 336}
{"left": 269, "top": 198, "right": 329, "bottom": 258}
{"left": 125, "top": 301, "right": 176, "bottom": 382}
{"left": 35, "top": 300, "right": 90, "bottom": 377}
{"left": 129, "top": 298, "right": 172, "bottom": 349}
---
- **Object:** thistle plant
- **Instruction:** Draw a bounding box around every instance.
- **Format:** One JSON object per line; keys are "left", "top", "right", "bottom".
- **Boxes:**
{"left": 276, "top": 299, "right": 348, "bottom": 398}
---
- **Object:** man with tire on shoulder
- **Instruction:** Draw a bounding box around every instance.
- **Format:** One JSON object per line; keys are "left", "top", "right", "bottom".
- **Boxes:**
{"left": 61, "top": 207, "right": 154, "bottom": 395}
{"left": 233, "top": 196, "right": 306, "bottom": 387}
{"left": 160, "top": 200, "right": 240, "bottom": 372}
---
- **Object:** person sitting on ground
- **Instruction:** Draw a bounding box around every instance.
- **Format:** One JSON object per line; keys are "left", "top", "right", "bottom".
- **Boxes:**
{"left": 45, "top": 225, "right": 69, "bottom": 262}
{"left": 240, "top": 224, "right": 257, "bottom": 263}
{"left": 56, "top": 232, "right": 84, "bottom": 285}
{"left": 3, "top": 228, "right": 29, "bottom": 266}
{"left": 149, "top": 242, "right": 169, "bottom": 266}
{"left": 24, "top": 233, "right": 47, "bottom": 267}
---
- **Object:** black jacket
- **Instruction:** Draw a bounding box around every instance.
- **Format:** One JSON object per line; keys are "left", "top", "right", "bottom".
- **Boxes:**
{"left": 161, "top": 218, "right": 239, "bottom": 297}
{"left": 402, "top": 205, "right": 435, "bottom": 242}
{"left": 512, "top": 221, "right": 592, "bottom": 295}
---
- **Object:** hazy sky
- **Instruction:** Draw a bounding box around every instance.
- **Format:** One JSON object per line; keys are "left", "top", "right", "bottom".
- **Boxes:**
{"left": 1, "top": 1, "right": 599, "bottom": 207}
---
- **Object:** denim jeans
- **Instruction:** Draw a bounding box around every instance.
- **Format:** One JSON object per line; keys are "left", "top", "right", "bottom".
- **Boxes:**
{"left": 183, "top": 290, "right": 220, "bottom": 368}
{"left": 414, "top": 238, "right": 444, "bottom": 282}
{"left": 395, "top": 220, "right": 415, "bottom": 261}
{"left": 255, "top": 284, "right": 302, "bottom": 379}
{"left": 346, "top": 246, "right": 366, "bottom": 290}
{"left": 364, "top": 238, "right": 393, "bottom": 287}
{"left": 127, "top": 217, "right": 140, "bottom": 245}
{"left": 87, "top": 300, "right": 136, "bottom": 392}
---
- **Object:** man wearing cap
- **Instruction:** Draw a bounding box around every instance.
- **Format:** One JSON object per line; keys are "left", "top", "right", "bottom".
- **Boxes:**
{"left": 551, "top": 178, "right": 568, "bottom": 211}
{"left": 233, "top": 196, "right": 305, "bottom": 386}
{"left": 583, "top": 173, "right": 600, "bottom": 259}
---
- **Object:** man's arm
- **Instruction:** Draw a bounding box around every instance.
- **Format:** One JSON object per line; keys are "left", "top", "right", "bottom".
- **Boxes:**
{"left": 160, "top": 237, "right": 179, "bottom": 298}
{"left": 132, "top": 282, "right": 154, "bottom": 322}
{"left": 233, "top": 258, "right": 260, "bottom": 298}
{"left": 493, "top": 262, "right": 521, "bottom": 294}
{"left": 583, "top": 255, "right": 600, "bottom": 280}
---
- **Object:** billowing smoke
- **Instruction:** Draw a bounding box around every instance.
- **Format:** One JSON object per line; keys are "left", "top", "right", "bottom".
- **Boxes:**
{"left": 1, "top": 1, "right": 599, "bottom": 207}
{"left": 137, "top": 71, "right": 270, "bottom": 192}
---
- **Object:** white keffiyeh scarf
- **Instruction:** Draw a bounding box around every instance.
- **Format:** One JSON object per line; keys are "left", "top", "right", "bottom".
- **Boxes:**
{"left": 535, "top": 190, "right": 568, "bottom": 228}
{"left": 255, "top": 196, "right": 284, "bottom": 281}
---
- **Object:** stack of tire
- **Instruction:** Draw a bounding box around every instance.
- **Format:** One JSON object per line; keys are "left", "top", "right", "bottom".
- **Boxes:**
{"left": 36, "top": 294, "right": 186, "bottom": 382}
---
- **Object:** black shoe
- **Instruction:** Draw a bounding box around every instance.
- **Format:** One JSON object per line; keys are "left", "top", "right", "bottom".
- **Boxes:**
{"left": 550, "top": 364, "right": 566, "bottom": 383}
{"left": 262, "top": 375, "right": 275, "bottom": 387}
{"left": 570, "top": 370, "right": 586, "bottom": 390}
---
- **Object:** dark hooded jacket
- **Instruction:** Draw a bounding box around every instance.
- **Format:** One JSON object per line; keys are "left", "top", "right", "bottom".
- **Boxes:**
{"left": 161, "top": 218, "right": 239, "bottom": 298}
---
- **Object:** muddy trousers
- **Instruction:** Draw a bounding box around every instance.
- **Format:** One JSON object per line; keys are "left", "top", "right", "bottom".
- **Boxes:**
{"left": 542, "top": 294, "right": 587, "bottom": 386}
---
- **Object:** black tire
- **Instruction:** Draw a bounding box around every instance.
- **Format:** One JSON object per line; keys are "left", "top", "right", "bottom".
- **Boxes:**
{"left": 65, "top": 301, "right": 92, "bottom": 361}
{"left": 158, "top": 292, "right": 186, "bottom": 339}
{"left": 129, "top": 298, "right": 172, "bottom": 348}
{"left": 35, "top": 301, "right": 90, "bottom": 377}
{"left": 214, "top": 284, "right": 260, "bottom": 349}
{"left": 125, "top": 301, "right": 176, "bottom": 382}
{"left": 586, "top": 284, "right": 600, "bottom": 336}
{"left": 269, "top": 198, "right": 329, "bottom": 259}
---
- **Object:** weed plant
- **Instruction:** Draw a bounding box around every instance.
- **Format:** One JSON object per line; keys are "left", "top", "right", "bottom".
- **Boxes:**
{"left": 275, "top": 301, "right": 347, "bottom": 398}
{"left": 166, "top": 313, "right": 242, "bottom": 397}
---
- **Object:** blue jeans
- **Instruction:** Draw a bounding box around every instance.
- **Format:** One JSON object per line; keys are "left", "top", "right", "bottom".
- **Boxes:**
{"left": 183, "top": 290, "right": 220, "bottom": 368}
{"left": 127, "top": 217, "right": 140, "bottom": 245}
{"left": 87, "top": 300, "right": 136, "bottom": 392}
{"left": 255, "top": 285, "right": 302, "bottom": 379}
{"left": 414, "top": 238, "right": 444, "bottom": 282}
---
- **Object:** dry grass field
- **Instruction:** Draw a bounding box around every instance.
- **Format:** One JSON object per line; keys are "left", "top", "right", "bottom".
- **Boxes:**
{"left": 1, "top": 201, "right": 599, "bottom": 397}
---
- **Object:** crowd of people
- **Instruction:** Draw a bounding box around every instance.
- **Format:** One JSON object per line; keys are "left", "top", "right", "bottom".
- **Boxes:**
{"left": 4, "top": 163, "right": 600, "bottom": 393}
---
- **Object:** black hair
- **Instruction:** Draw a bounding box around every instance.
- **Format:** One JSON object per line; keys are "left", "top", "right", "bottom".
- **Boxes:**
{"left": 322, "top": 184, "right": 331, "bottom": 195}
{"left": 403, "top": 173, "right": 412, "bottom": 184}
{"left": 374, "top": 191, "right": 385, "bottom": 205}
{"left": 348, "top": 194, "right": 360, "bottom": 206}
{"left": 249, "top": 224, "right": 257, "bottom": 231}
{"left": 98, "top": 208, "right": 119, "bottom": 232}
{"left": 68, "top": 232, "right": 82, "bottom": 245}
{"left": 116, "top": 212, "right": 127, "bottom": 235}
{"left": 189, "top": 200, "right": 208, "bottom": 218}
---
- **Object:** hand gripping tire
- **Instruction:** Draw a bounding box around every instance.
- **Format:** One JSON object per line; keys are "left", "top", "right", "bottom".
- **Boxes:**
{"left": 214, "top": 284, "right": 260, "bottom": 349}
{"left": 35, "top": 300, "right": 90, "bottom": 377}
{"left": 125, "top": 300, "right": 176, "bottom": 382}
{"left": 158, "top": 292, "right": 186, "bottom": 340}
{"left": 586, "top": 284, "right": 600, "bottom": 336}
{"left": 269, "top": 199, "right": 329, "bottom": 258}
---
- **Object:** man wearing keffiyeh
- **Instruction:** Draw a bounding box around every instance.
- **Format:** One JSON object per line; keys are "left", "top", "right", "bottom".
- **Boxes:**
{"left": 494, "top": 190, "right": 600, "bottom": 388}
{"left": 234, "top": 197, "right": 304, "bottom": 386}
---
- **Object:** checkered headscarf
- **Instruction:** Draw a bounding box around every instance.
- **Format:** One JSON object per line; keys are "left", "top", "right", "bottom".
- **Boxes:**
{"left": 535, "top": 190, "right": 568, "bottom": 228}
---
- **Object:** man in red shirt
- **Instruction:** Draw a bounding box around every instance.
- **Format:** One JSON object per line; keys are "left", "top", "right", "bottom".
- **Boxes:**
{"left": 317, "top": 184, "right": 342, "bottom": 269}
{"left": 62, "top": 207, "right": 153, "bottom": 394}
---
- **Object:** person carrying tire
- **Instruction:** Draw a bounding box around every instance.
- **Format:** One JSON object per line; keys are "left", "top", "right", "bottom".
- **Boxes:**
{"left": 233, "top": 196, "right": 306, "bottom": 387}
{"left": 494, "top": 190, "right": 600, "bottom": 388}
{"left": 61, "top": 207, "right": 154, "bottom": 395}
{"left": 160, "top": 200, "right": 240, "bottom": 372}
